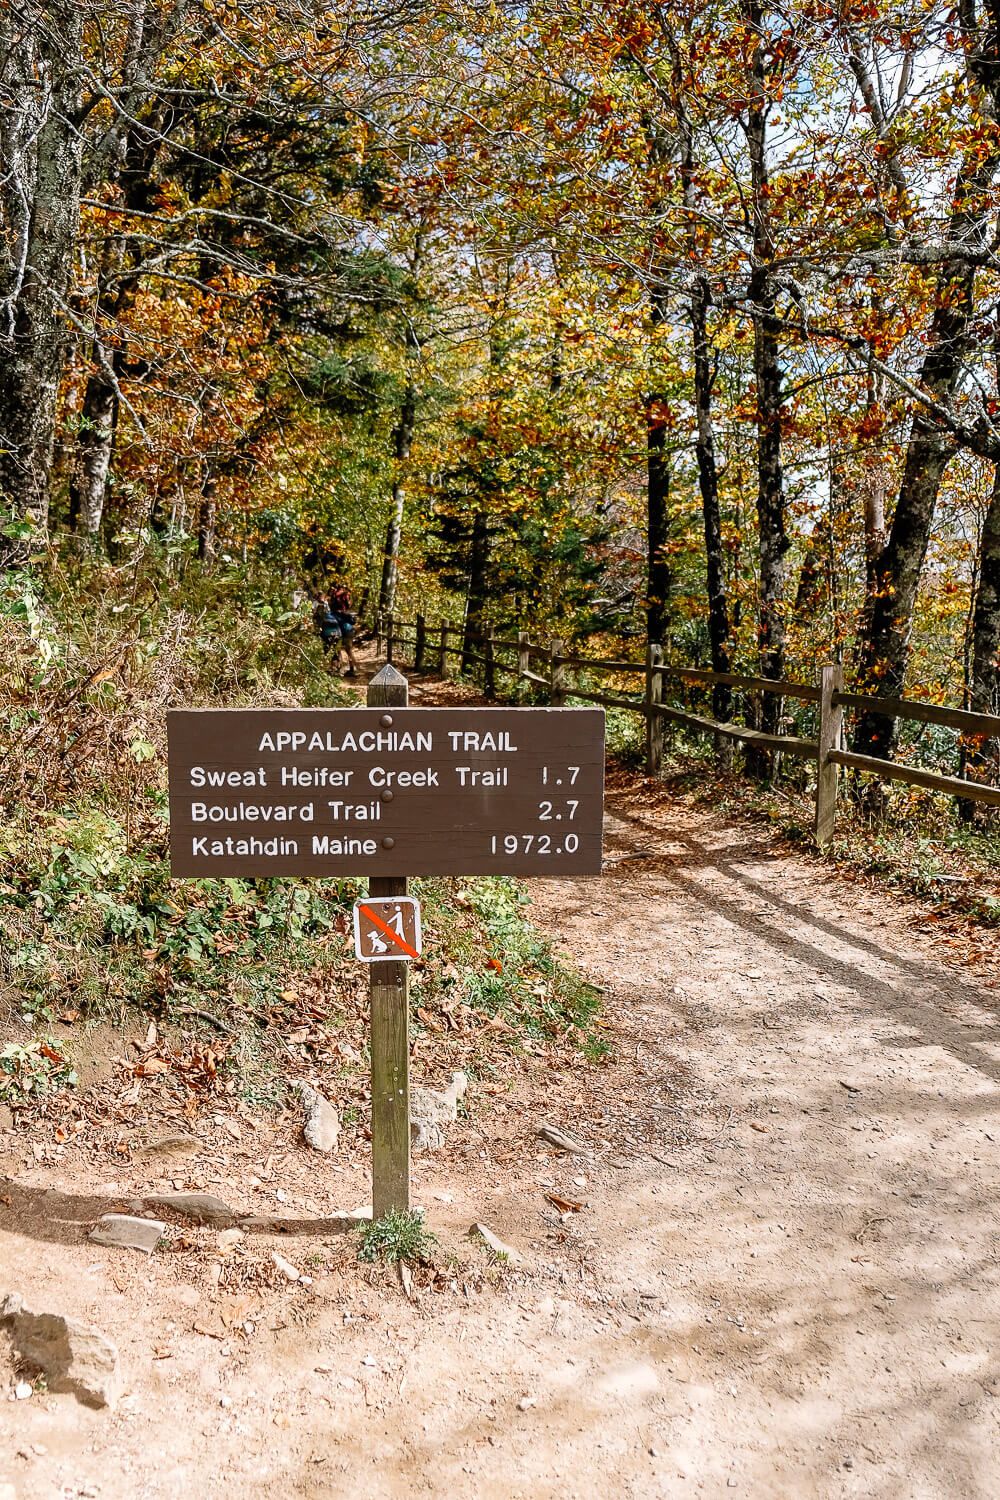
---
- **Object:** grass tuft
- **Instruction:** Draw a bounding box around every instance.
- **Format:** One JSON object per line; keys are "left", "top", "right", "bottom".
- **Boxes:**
{"left": 357, "top": 1209, "right": 437, "bottom": 1264}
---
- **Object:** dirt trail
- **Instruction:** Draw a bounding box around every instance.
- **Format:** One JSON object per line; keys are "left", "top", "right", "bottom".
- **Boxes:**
{"left": 3, "top": 682, "right": 1000, "bottom": 1497}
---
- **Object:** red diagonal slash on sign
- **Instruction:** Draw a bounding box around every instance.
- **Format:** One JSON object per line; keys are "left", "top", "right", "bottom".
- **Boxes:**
{"left": 358, "top": 903, "right": 420, "bottom": 960}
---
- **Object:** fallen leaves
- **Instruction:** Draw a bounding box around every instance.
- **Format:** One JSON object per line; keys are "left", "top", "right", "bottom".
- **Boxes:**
{"left": 134, "top": 1058, "right": 171, "bottom": 1077}
{"left": 129, "top": 1042, "right": 230, "bottom": 1091}
{"left": 544, "top": 1192, "right": 585, "bottom": 1213}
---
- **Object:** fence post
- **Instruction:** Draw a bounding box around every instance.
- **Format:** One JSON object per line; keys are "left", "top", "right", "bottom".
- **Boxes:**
{"left": 815, "top": 662, "right": 844, "bottom": 848}
{"left": 437, "top": 621, "right": 448, "bottom": 674}
{"left": 518, "top": 630, "right": 530, "bottom": 681}
{"left": 484, "top": 626, "right": 496, "bottom": 699}
{"left": 646, "top": 643, "right": 664, "bottom": 776}
{"left": 414, "top": 612, "right": 426, "bottom": 672}
{"left": 386, "top": 612, "right": 395, "bottom": 664}
{"left": 444, "top": 620, "right": 458, "bottom": 677}
{"left": 550, "top": 638, "right": 568, "bottom": 706}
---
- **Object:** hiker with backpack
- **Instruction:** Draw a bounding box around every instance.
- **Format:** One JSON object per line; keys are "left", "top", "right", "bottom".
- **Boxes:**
{"left": 329, "top": 580, "right": 359, "bottom": 677}
{"left": 312, "top": 582, "right": 358, "bottom": 678}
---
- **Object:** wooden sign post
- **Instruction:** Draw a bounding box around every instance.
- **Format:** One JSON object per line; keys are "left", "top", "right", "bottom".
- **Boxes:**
{"left": 166, "top": 679, "right": 605, "bottom": 1220}
{"left": 367, "top": 665, "right": 411, "bottom": 1216}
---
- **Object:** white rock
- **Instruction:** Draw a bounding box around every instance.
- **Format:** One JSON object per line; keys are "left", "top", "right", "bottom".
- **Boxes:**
{"left": 295, "top": 1083, "right": 340, "bottom": 1153}
{"left": 14, "top": 1381, "right": 32, "bottom": 1400}
{"left": 411, "top": 1072, "right": 468, "bottom": 1150}
{"left": 270, "top": 1252, "right": 301, "bottom": 1282}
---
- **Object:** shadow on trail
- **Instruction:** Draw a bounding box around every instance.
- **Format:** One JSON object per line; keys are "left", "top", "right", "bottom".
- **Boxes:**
{"left": 0, "top": 1177, "right": 360, "bottom": 1248}
{"left": 601, "top": 796, "right": 1000, "bottom": 1091}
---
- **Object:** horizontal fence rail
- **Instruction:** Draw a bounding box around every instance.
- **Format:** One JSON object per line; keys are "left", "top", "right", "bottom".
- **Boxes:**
{"left": 380, "top": 614, "right": 1000, "bottom": 848}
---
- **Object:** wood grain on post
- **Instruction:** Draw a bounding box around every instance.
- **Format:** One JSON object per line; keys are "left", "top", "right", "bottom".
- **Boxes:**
{"left": 646, "top": 643, "right": 664, "bottom": 775}
{"left": 367, "top": 664, "right": 410, "bottom": 1217}
{"left": 414, "top": 612, "right": 426, "bottom": 671}
{"left": 815, "top": 662, "right": 844, "bottom": 848}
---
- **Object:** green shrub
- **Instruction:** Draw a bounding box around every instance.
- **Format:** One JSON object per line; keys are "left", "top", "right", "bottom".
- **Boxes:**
{"left": 358, "top": 1209, "right": 437, "bottom": 1264}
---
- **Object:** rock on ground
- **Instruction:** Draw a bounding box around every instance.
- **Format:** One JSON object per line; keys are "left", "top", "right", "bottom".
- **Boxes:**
{"left": 411, "top": 1071, "right": 468, "bottom": 1150}
{"left": 138, "top": 1192, "right": 239, "bottom": 1226}
{"left": 89, "top": 1215, "right": 165, "bottom": 1254}
{"left": 470, "top": 1222, "right": 523, "bottom": 1266}
{"left": 295, "top": 1082, "right": 340, "bottom": 1153}
{"left": 0, "top": 1293, "right": 121, "bottom": 1409}
{"left": 537, "top": 1123, "right": 589, "bottom": 1154}
{"left": 271, "top": 1252, "right": 301, "bottom": 1281}
{"left": 137, "top": 1134, "right": 202, "bottom": 1160}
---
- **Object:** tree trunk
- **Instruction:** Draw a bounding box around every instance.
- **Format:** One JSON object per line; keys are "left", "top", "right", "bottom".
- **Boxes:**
{"left": 646, "top": 378, "right": 671, "bottom": 650}
{"left": 675, "top": 85, "right": 732, "bottom": 729}
{"left": 0, "top": 2, "right": 85, "bottom": 560}
{"left": 854, "top": 419, "right": 958, "bottom": 759}
{"left": 68, "top": 369, "right": 117, "bottom": 540}
{"left": 197, "top": 467, "right": 217, "bottom": 563}
{"left": 691, "top": 276, "right": 732, "bottom": 725}
{"left": 68, "top": 7, "right": 170, "bottom": 546}
{"left": 744, "top": 3, "right": 789, "bottom": 772}
{"left": 378, "top": 384, "right": 416, "bottom": 626}
{"left": 854, "top": 159, "right": 996, "bottom": 756}
{"left": 793, "top": 525, "right": 828, "bottom": 623}
{"left": 462, "top": 508, "right": 490, "bottom": 672}
{"left": 751, "top": 281, "right": 789, "bottom": 704}
{"left": 960, "top": 464, "right": 1000, "bottom": 819}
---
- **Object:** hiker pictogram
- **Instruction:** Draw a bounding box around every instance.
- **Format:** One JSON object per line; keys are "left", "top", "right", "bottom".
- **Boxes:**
{"left": 352, "top": 896, "right": 422, "bottom": 962}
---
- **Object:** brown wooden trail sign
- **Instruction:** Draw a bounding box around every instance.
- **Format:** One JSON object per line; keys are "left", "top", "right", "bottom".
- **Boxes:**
{"left": 167, "top": 665, "right": 605, "bottom": 1219}
{"left": 167, "top": 699, "right": 604, "bottom": 877}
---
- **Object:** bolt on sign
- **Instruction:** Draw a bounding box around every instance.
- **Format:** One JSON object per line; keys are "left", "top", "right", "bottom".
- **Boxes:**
{"left": 353, "top": 897, "right": 422, "bottom": 962}
{"left": 167, "top": 707, "right": 605, "bottom": 878}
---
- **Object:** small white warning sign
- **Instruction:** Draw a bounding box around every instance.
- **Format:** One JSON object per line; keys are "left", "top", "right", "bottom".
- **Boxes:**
{"left": 352, "top": 897, "right": 422, "bottom": 963}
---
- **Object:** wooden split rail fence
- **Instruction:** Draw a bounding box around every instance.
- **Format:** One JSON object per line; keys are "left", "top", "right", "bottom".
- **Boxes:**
{"left": 379, "top": 614, "right": 1000, "bottom": 848}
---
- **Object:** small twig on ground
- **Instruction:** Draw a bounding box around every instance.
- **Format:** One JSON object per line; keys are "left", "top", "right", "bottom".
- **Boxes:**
{"left": 176, "top": 1007, "right": 235, "bottom": 1036}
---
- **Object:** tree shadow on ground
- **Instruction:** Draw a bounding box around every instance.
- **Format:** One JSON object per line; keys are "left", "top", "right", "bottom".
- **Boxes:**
{"left": 0, "top": 1176, "right": 361, "bottom": 1248}
{"left": 602, "top": 801, "right": 1000, "bottom": 1089}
